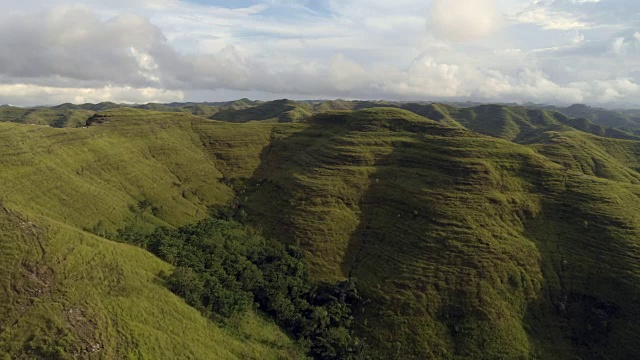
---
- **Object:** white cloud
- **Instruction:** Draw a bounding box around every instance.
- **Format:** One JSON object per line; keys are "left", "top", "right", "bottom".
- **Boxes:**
{"left": 609, "top": 32, "right": 640, "bottom": 56}
{"left": 612, "top": 37, "right": 628, "bottom": 55}
{"left": 383, "top": 55, "right": 466, "bottom": 97}
{"left": 569, "top": 78, "right": 640, "bottom": 103}
{"left": 512, "top": 5, "right": 591, "bottom": 30}
{"left": 0, "top": 84, "right": 183, "bottom": 106}
{"left": 0, "top": 6, "right": 166, "bottom": 86}
{"left": 330, "top": 54, "right": 368, "bottom": 91}
{"left": 427, "top": 0, "right": 501, "bottom": 41}
{"left": 480, "top": 69, "right": 584, "bottom": 103}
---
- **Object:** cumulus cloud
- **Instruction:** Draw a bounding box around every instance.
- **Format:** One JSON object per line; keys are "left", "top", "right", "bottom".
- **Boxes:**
{"left": 1, "top": 1, "right": 640, "bottom": 107}
{"left": 0, "top": 6, "right": 168, "bottom": 86}
{"left": 610, "top": 32, "right": 640, "bottom": 56}
{"left": 330, "top": 54, "right": 369, "bottom": 92}
{"left": 569, "top": 78, "right": 640, "bottom": 103}
{"left": 427, "top": 0, "right": 500, "bottom": 42}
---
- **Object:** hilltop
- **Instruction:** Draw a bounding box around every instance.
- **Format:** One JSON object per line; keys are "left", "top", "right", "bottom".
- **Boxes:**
{"left": 211, "top": 99, "right": 313, "bottom": 123}
{"left": 537, "top": 103, "right": 640, "bottom": 130}
{"left": 1, "top": 100, "right": 640, "bottom": 359}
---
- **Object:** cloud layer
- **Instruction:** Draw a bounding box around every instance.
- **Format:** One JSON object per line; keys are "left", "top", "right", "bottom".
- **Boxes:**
{"left": 1, "top": 0, "right": 640, "bottom": 107}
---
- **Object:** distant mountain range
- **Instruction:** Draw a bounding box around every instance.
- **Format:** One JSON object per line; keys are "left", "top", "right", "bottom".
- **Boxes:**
{"left": 4, "top": 99, "right": 640, "bottom": 132}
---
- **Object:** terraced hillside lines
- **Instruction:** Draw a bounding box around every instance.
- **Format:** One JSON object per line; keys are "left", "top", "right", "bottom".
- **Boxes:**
{"left": 0, "top": 110, "right": 232, "bottom": 235}
{"left": 348, "top": 135, "right": 553, "bottom": 359}
{"left": 239, "top": 109, "right": 447, "bottom": 280}
{"left": 247, "top": 127, "right": 384, "bottom": 280}
{"left": 229, "top": 106, "right": 640, "bottom": 359}
{"left": 0, "top": 206, "right": 300, "bottom": 359}
{"left": 526, "top": 130, "right": 640, "bottom": 184}
{"left": 236, "top": 108, "right": 545, "bottom": 358}
{"left": 192, "top": 120, "right": 291, "bottom": 179}
{"left": 523, "top": 174, "right": 640, "bottom": 360}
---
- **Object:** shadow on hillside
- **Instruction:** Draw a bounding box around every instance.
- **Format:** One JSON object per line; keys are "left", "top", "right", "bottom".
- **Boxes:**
{"left": 238, "top": 115, "right": 464, "bottom": 278}
{"left": 521, "top": 182, "right": 640, "bottom": 359}
{"left": 234, "top": 115, "right": 640, "bottom": 359}
{"left": 238, "top": 123, "right": 334, "bottom": 242}
{"left": 211, "top": 99, "right": 311, "bottom": 123}
{"left": 238, "top": 120, "right": 453, "bottom": 358}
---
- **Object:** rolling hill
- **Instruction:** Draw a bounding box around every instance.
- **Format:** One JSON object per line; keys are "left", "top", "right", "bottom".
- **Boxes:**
{"left": 1, "top": 100, "right": 640, "bottom": 359}
{"left": 542, "top": 104, "right": 640, "bottom": 130}
{"left": 210, "top": 99, "right": 313, "bottom": 123}
{"left": 0, "top": 106, "right": 94, "bottom": 128}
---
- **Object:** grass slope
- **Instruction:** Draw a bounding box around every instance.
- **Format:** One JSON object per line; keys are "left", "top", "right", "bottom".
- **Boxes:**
{"left": 0, "top": 109, "right": 234, "bottom": 235}
{"left": 0, "top": 206, "right": 299, "bottom": 359}
{"left": 0, "top": 109, "right": 304, "bottom": 359}
{"left": 221, "top": 107, "right": 640, "bottom": 359}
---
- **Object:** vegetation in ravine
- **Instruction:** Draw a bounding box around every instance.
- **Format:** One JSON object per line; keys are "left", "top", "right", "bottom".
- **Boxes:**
{"left": 0, "top": 110, "right": 302, "bottom": 360}
{"left": 118, "top": 217, "right": 363, "bottom": 359}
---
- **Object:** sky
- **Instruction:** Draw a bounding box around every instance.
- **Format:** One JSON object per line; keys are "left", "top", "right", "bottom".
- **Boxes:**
{"left": 1, "top": 0, "right": 639, "bottom": 107}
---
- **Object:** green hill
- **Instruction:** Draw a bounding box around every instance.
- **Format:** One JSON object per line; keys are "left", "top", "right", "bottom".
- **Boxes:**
{"left": 313, "top": 100, "right": 397, "bottom": 113}
{"left": 214, "top": 106, "right": 640, "bottom": 359}
{"left": 0, "top": 108, "right": 303, "bottom": 359}
{"left": 415, "top": 104, "right": 640, "bottom": 142}
{"left": 2, "top": 102, "right": 640, "bottom": 359}
{"left": 542, "top": 104, "right": 640, "bottom": 129}
{"left": 0, "top": 206, "right": 299, "bottom": 359}
{"left": 211, "top": 99, "right": 313, "bottom": 123}
{"left": 0, "top": 107, "right": 94, "bottom": 128}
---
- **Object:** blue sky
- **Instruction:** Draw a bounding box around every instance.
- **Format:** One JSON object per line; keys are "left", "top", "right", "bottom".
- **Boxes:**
{"left": 1, "top": 0, "right": 639, "bottom": 107}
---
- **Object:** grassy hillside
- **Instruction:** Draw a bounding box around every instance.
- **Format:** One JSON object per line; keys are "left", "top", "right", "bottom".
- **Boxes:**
{"left": 0, "top": 108, "right": 305, "bottom": 359}
{"left": 0, "top": 205, "right": 300, "bottom": 359}
{"left": 541, "top": 103, "right": 640, "bottom": 129}
{"left": 0, "top": 107, "right": 94, "bottom": 128}
{"left": 412, "top": 104, "right": 640, "bottom": 142}
{"left": 0, "top": 109, "right": 236, "bottom": 236}
{"left": 213, "top": 107, "right": 640, "bottom": 359}
{"left": 2, "top": 102, "right": 640, "bottom": 359}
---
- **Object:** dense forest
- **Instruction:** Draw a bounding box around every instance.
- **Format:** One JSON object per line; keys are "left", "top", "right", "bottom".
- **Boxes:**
{"left": 117, "top": 217, "right": 363, "bottom": 359}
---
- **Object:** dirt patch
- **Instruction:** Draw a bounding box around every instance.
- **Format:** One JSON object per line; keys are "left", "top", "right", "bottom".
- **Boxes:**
{"left": 63, "top": 307, "right": 103, "bottom": 356}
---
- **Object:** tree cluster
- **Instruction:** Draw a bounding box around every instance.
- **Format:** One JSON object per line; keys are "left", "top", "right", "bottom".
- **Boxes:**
{"left": 118, "top": 219, "right": 363, "bottom": 359}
